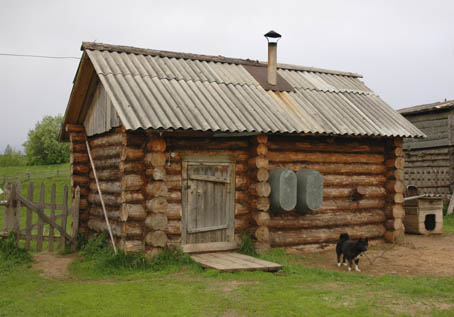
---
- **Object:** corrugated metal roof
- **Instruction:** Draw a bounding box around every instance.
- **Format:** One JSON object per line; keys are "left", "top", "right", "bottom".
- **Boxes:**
{"left": 398, "top": 100, "right": 454, "bottom": 115}
{"left": 78, "top": 42, "right": 424, "bottom": 138}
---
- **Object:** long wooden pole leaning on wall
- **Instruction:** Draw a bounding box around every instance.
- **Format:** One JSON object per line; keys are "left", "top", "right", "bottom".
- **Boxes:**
{"left": 85, "top": 139, "right": 118, "bottom": 254}
{"left": 447, "top": 192, "right": 454, "bottom": 215}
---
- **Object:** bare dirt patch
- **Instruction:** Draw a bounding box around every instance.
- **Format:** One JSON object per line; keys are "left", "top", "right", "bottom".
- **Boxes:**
{"left": 32, "top": 252, "right": 78, "bottom": 278}
{"left": 296, "top": 234, "right": 454, "bottom": 277}
{"left": 216, "top": 280, "right": 259, "bottom": 293}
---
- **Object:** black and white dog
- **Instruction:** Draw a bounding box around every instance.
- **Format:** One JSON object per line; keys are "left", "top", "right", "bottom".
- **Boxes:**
{"left": 336, "top": 233, "right": 368, "bottom": 272}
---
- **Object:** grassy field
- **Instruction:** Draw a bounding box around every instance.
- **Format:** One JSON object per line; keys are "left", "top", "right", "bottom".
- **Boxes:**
{"left": 0, "top": 163, "right": 70, "bottom": 203}
{"left": 1, "top": 164, "right": 454, "bottom": 316}
{"left": 1, "top": 247, "right": 454, "bottom": 316}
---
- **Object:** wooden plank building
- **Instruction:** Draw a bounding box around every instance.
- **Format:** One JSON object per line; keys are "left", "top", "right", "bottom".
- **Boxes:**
{"left": 399, "top": 100, "right": 454, "bottom": 200}
{"left": 60, "top": 36, "right": 423, "bottom": 256}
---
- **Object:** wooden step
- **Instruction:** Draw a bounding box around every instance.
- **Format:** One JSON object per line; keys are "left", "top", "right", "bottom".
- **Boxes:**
{"left": 191, "top": 252, "right": 282, "bottom": 272}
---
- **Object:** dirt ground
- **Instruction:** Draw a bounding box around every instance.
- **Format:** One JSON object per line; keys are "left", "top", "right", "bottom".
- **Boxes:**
{"left": 31, "top": 234, "right": 454, "bottom": 278}
{"left": 296, "top": 233, "right": 454, "bottom": 277}
{"left": 32, "top": 252, "right": 78, "bottom": 278}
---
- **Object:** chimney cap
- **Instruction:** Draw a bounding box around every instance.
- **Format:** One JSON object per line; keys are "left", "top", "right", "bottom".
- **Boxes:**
{"left": 264, "top": 30, "right": 282, "bottom": 43}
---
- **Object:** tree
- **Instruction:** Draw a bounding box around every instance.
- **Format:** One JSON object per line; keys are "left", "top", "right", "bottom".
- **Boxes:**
{"left": 0, "top": 144, "right": 25, "bottom": 166}
{"left": 23, "top": 115, "right": 69, "bottom": 165}
{"left": 4, "top": 144, "right": 13, "bottom": 155}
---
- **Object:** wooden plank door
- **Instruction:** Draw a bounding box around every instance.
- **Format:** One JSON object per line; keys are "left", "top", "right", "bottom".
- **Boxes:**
{"left": 182, "top": 158, "right": 236, "bottom": 253}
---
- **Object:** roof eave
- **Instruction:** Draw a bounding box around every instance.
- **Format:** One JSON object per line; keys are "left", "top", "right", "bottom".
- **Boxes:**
{"left": 59, "top": 51, "right": 94, "bottom": 142}
{"left": 398, "top": 101, "right": 454, "bottom": 116}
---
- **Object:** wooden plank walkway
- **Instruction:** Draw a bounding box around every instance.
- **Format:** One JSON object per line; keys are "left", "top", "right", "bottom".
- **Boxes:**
{"left": 191, "top": 252, "right": 282, "bottom": 272}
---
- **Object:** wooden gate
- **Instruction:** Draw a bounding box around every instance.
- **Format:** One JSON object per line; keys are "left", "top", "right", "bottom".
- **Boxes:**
{"left": 0, "top": 182, "right": 80, "bottom": 252}
{"left": 182, "top": 157, "right": 236, "bottom": 253}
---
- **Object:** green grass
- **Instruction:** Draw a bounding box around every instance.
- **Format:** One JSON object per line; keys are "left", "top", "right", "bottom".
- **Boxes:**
{"left": 1, "top": 248, "right": 454, "bottom": 316}
{"left": 71, "top": 234, "right": 201, "bottom": 279}
{"left": 0, "top": 163, "right": 71, "bottom": 202}
{"left": 1, "top": 164, "right": 454, "bottom": 315}
{"left": 443, "top": 214, "right": 454, "bottom": 233}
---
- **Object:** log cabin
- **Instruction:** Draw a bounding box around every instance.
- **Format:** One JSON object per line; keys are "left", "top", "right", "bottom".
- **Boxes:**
{"left": 399, "top": 100, "right": 454, "bottom": 201}
{"left": 59, "top": 32, "right": 423, "bottom": 255}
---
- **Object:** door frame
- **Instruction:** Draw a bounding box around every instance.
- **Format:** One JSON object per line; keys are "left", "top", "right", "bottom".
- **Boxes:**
{"left": 181, "top": 154, "right": 236, "bottom": 253}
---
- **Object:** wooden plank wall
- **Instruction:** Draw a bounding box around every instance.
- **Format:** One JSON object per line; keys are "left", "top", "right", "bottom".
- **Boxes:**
{"left": 403, "top": 110, "right": 451, "bottom": 150}
{"left": 84, "top": 84, "right": 121, "bottom": 137}
{"left": 404, "top": 147, "right": 452, "bottom": 200}
{"left": 266, "top": 135, "right": 387, "bottom": 251}
{"left": 402, "top": 110, "right": 454, "bottom": 201}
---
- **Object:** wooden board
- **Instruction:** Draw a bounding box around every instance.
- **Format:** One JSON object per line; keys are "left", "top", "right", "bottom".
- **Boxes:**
{"left": 191, "top": 252, "right": 282, "bottom": 272}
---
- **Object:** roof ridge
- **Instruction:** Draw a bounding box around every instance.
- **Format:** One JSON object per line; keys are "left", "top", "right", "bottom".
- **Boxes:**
{"left": 81, "top": 41, "right": 363, "bottom": 78}
{"left": 298, "top": 87, "right": 376, "bottom": 96}
{"left": 398, "top": 100, "right": 454, "bottom": 114}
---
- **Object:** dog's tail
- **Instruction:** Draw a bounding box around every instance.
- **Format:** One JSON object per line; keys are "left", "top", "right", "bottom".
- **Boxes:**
{"left": 339, "top": 233, "right": 349, "bottom": 241}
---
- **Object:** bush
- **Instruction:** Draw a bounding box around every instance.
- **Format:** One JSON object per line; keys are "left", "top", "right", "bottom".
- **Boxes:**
{"left": 149, "top": 245, "right": 196, "bottom": 270}
{"left": 80, "top": 233, "right": 114, "bottom": 259}
{"left": 0, "top": 233, "right": 33, "bottom": 272}
{"left": 23, "top": 115, "right": 69, "bottom": 165}
{"left": 238, "top": 234, "right": 258, "bottom": 257}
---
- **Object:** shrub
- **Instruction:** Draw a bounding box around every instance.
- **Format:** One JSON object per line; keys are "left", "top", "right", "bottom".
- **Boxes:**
{"left": 238, "top": 234, "right": 258, "bottom": 257}
{"left": 0, "top": 233, "right": 33, "bottom": 272}
{"left": 149, "top": 245, "right": 196, "bottom": 270}
{"left": 80, "top": 233, "right": 114, "bottom": 259}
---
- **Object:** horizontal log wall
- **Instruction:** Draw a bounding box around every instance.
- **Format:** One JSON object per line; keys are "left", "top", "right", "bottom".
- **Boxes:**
{"left": 86, "top": 128, "right": 124, "bottom": 241}
{"left": 267, "top": 135, "right": 387, "bottom": 248}
{"left": 67, "top": 124, "right": 90, "bottom": 234}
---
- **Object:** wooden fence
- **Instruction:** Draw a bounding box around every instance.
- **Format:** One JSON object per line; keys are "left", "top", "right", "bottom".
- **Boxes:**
{"left": 0, "top": 182, "right": 79, "bottom": 252}
{"left": 0, "top": 168, "right": 70, "bottom": 187}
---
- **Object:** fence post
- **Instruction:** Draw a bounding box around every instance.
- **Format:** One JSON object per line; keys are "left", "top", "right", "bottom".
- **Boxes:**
{"left": 25, "top": 182, "right": 34, "bottom": 250}
{"left": 36, "top": 183, "right": 45, "bottom": 252}
{"left": 59, "top": 185, "right": 68, "bottom": 251}
{"left": 71, "top": 186, "right": 80, "bottom": 252}
{"left": 14, "top": 182, "right": 21, "bottom": 246}
{"left": 5, "top": 183, "right": 16, "bottom": 234}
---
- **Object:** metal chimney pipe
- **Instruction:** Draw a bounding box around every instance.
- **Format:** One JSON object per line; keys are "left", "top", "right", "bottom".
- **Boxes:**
{"left": 267, "top": 42, "right": 277, "bottom": 86}
{"left": 264, "top": 31, "right": 281, "bottom": 86}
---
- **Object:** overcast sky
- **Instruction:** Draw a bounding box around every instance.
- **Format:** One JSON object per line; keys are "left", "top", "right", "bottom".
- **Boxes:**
{"left": 1, "top": 0, "right": 453, "bottom": 152}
